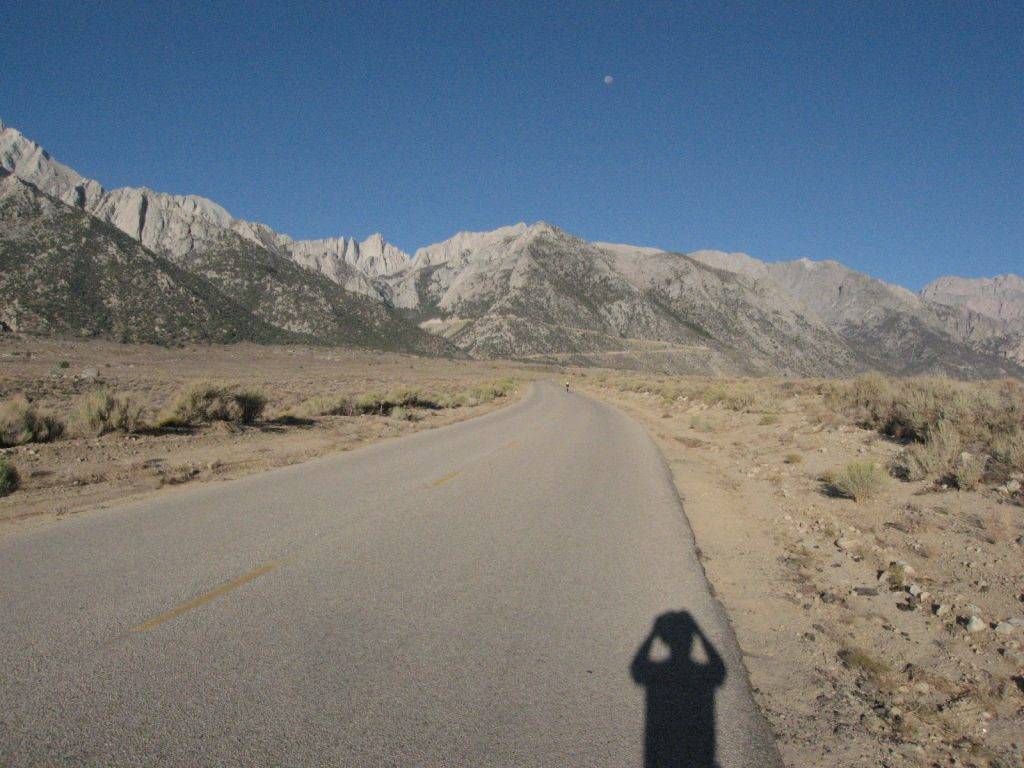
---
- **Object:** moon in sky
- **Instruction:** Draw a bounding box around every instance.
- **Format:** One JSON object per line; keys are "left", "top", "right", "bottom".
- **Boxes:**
{"left": 603, "top": 75, "right": 614, "bottom": 86}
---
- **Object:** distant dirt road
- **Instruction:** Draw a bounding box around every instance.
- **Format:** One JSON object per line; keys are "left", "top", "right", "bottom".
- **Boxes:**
{"left": 0, "top": 382, "right": 780, "bottom": 767}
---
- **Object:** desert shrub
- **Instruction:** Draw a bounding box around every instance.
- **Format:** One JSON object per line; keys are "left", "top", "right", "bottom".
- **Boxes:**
{"left": 58, "top": 360, "right": 70, "bottom": 369}
{"left": 390, "top": 406, "right": 420, "bottom": 422}
{"left": 72, "top": 390, "right": 143, "bottom": 436}
{"left": 451, "top": 378, "right": 515, "bottom": 406}
{"left": 0, "top": 395, "right": 65, "bottom": 447}
{"left": 783, "top": 452, "right": 803, "bottom": 464}
{"left": 437, "top": 379, "right": 515, "bottom": 409}
{"left": 689, "top": 414, "right": 720, "bottom": 433}
{"left": 0, "top": 457, "right": 19, "bottom": 496}
{"left": 831, "top": 460, "right": 888, "bottom": 502}
{"left": 953, "top": 452, "right": 986, "bottom": 491}
{"left": 160, "top": 382, "right": 267, "bottom": 426}
{"left": 759, "top": 413, "right": 779, "bottom": 425}
{"left": 353, "top": 392, "right": 388, "bottom": 414}
{"left": 233, "top": 389, "right": 267, "bottom": 424}
{"left": 839, "top": 647, "right": 891, "bottom": 678}
{"left": 385, "top": 387, "right": 439, "bottom": 409}
{"left": 902, "top": 420, "right": 962, "bottom": 481}
{"left": 833, "top": 375, "right": 1024, "bottom": 449}
{"left": 990, "top": 432, "right": 1024, "bottom": 479}
{"left": 293, "top": 394, "right": 355, "bottom": 418}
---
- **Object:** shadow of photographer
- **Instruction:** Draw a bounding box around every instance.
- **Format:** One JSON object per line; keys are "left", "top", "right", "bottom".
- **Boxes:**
{"left": 631, "top": 610, "right": 726, "bottom": 768}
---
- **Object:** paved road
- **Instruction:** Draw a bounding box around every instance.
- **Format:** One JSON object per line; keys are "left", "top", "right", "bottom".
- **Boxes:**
{"left": 0, "top": 382, "right": 781, "bottom": 767}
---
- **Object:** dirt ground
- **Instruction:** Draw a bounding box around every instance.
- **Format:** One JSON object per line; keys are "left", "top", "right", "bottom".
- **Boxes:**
{"left": 0, "top": 337, "right": 536, "bottom": 531}
{"left": 582, "top": 374, "right": 1023, "bottom": 768}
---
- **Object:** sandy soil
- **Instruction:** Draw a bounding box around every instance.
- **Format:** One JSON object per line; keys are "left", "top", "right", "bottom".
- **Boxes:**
{"left": 0, "top": 337, "right": 535, "bottom": 532}
{"left": 583, "top": 376, "right": 1023, "bottom": 768}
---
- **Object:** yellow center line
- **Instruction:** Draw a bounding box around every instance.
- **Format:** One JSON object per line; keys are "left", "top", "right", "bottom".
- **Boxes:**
{"left": 428, "top": 440, "right": 518, "bottom": 489}
{"left": 129, "top": 560, "right": 284, "bottom": 633}
{"left": 431, "top": 470, "right": 462, "bottom": 488}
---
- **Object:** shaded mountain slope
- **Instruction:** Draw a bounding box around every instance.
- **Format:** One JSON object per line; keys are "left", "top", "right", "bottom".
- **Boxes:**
{"left": 0, "top": 170, "right": 293, "bottom": 344}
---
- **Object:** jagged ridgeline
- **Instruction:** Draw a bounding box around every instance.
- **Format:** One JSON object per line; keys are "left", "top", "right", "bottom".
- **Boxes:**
{"left": 1, "top": 117, "right": 1021, "bottom": 377}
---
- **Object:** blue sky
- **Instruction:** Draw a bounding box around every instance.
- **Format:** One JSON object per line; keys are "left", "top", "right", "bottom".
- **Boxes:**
{"left": 2, "top": 1, "right": 1021, "bottom": 288}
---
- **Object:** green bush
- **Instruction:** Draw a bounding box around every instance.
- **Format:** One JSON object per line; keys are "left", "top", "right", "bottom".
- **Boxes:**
{"left": 0, "top": 395, "right": 65, "bottom": 447}
{"left": 831, "top": 460, "right": 889, "bottom": 502}
{"left": 0, "top": 457, "right": 19, "bottom": 497}
{"left": 160, "top": 382, "right": 267, "bottom": 426}
{"left": 72, "top": 390, "right": 143, "bottom": 436}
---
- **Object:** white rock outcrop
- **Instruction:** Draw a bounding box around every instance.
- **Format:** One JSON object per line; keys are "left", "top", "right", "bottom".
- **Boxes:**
{"left": 0, "top": 118, "right": 406, "bottom": 297}
{"left": 923, "top": 274, "right": 1024, "bottom": 324}
{"left": 0, "top": 118, "right": 105, "bottom": 209}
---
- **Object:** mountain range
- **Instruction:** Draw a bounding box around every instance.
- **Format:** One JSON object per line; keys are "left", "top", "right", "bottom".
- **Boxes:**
{"left": 1, "top": 117, "right": 1021, "bottom": 378}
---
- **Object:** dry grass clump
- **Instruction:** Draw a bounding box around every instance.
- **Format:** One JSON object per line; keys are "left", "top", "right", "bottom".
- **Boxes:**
{"left": 830, "top": 374, "right": 1024, "bottom": 486}
{"left": 0, "top": 395, "right": 65, "bottom": 447}
{"left": 0, "top": 457, "right": 19, "bottom": 497}
{"left": 159, "top": 382, "right": 267, "bottom": 427}
{"left": 689, "top": 414, "right": 720, "bottom": 433}
{"left": 953, "top": 452, "right": 986, "bottom": 491}
{"left": 838, "top": 646, "right": 892, "bottom": 679}
{"left": 783, "top": 452, "right": 803, "bottom": 465}
{"left": 613, "top": 376, "right": 781, "bottom": 413}
{"left": 831, "top": 374, "right": 1023, "bottom": 443}
{"left": 72, "top": 390, "right": 143, "bottom": 437}
{"left": 830, "top": 460, "right": 889, "bottom": 502}
{"left": 291, "top": 378, "right": 515, "bottom": 420}
{"left": 902, "top": 421, "right": 962, "bottom": 481}
{"left": 990, "top": 432, "right": 1024, "bottom": 478}
{"left": 390, "top": 406, "right": 420, "bottom": 422}
{"left": 292, "top": 394, "right": 355, "bottom": 418}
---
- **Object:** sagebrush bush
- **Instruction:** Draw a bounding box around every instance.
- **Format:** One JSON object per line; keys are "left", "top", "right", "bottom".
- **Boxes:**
{"left": 0, "top": 457, "right": 19, "bottom": 496}
{"left": 72, "top": 390, "right": 143, "bottom": 436}
{"left": 616, "top": 376, "right": 779, "bottom": 413}
{"left": 292, "top": 394, "right": 355, "bottom": 418}
{"left": 290, "top": 378, "right": 515, "bottom": 420}
{"left": 0, "top": 395, "right": 65, "bottom": 447}
{"left": 831, "top": 375, "right": 1024, "bottom": 488}
{"left": 160, "top": 382, "right": 267, "bottom": 426}
{"left": 832, "top": 460, "right": 888, "bottom": 502}
{"left": 902, "top": 420, "right": 962, "bottom": 481}
{"left": 953, "top": 452, "right": 986, "bottom": 491}
{"left": 390, "top": 406, "right": 420, "bottom": 422}
{"left": 990, "top": 432, "right": 1024, "bottom": 478}
{"left": 689, "top": 414, "right": 720, "bottom": 432}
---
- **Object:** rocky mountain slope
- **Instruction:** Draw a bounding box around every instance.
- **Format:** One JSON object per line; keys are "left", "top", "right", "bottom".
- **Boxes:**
{"left": 381, "top": 225, "right": 1021, "bottom": 377}
{"left": 0, "top": 170, "right": 290, "bottom": 344}
{"left": 1, "top": 116, "right": 1019, "bottom": 377}
{"left": 383, "top": 223, "right": 861, "bottom": 376}
{"left": 923, "top": 274, "right": 1024, "bottom": 323}
{"left": 0, "top": 122, "right": 452, "bottom": 355}
{"left": 690, "top": 251, "right": 1024, "bottom": 375}
{"left": 0, "top": 119, "right": 410, "bottom": 300}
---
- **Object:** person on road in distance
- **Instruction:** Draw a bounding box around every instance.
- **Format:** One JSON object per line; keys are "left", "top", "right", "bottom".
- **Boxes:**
{"left": 565, "top": 380, "right": 570, "bottom": 392}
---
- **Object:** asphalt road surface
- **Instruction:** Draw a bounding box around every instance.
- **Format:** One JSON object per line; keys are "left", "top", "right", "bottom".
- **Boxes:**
{"left": 0, "top": 382, "right": 782, "bottom": 767}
